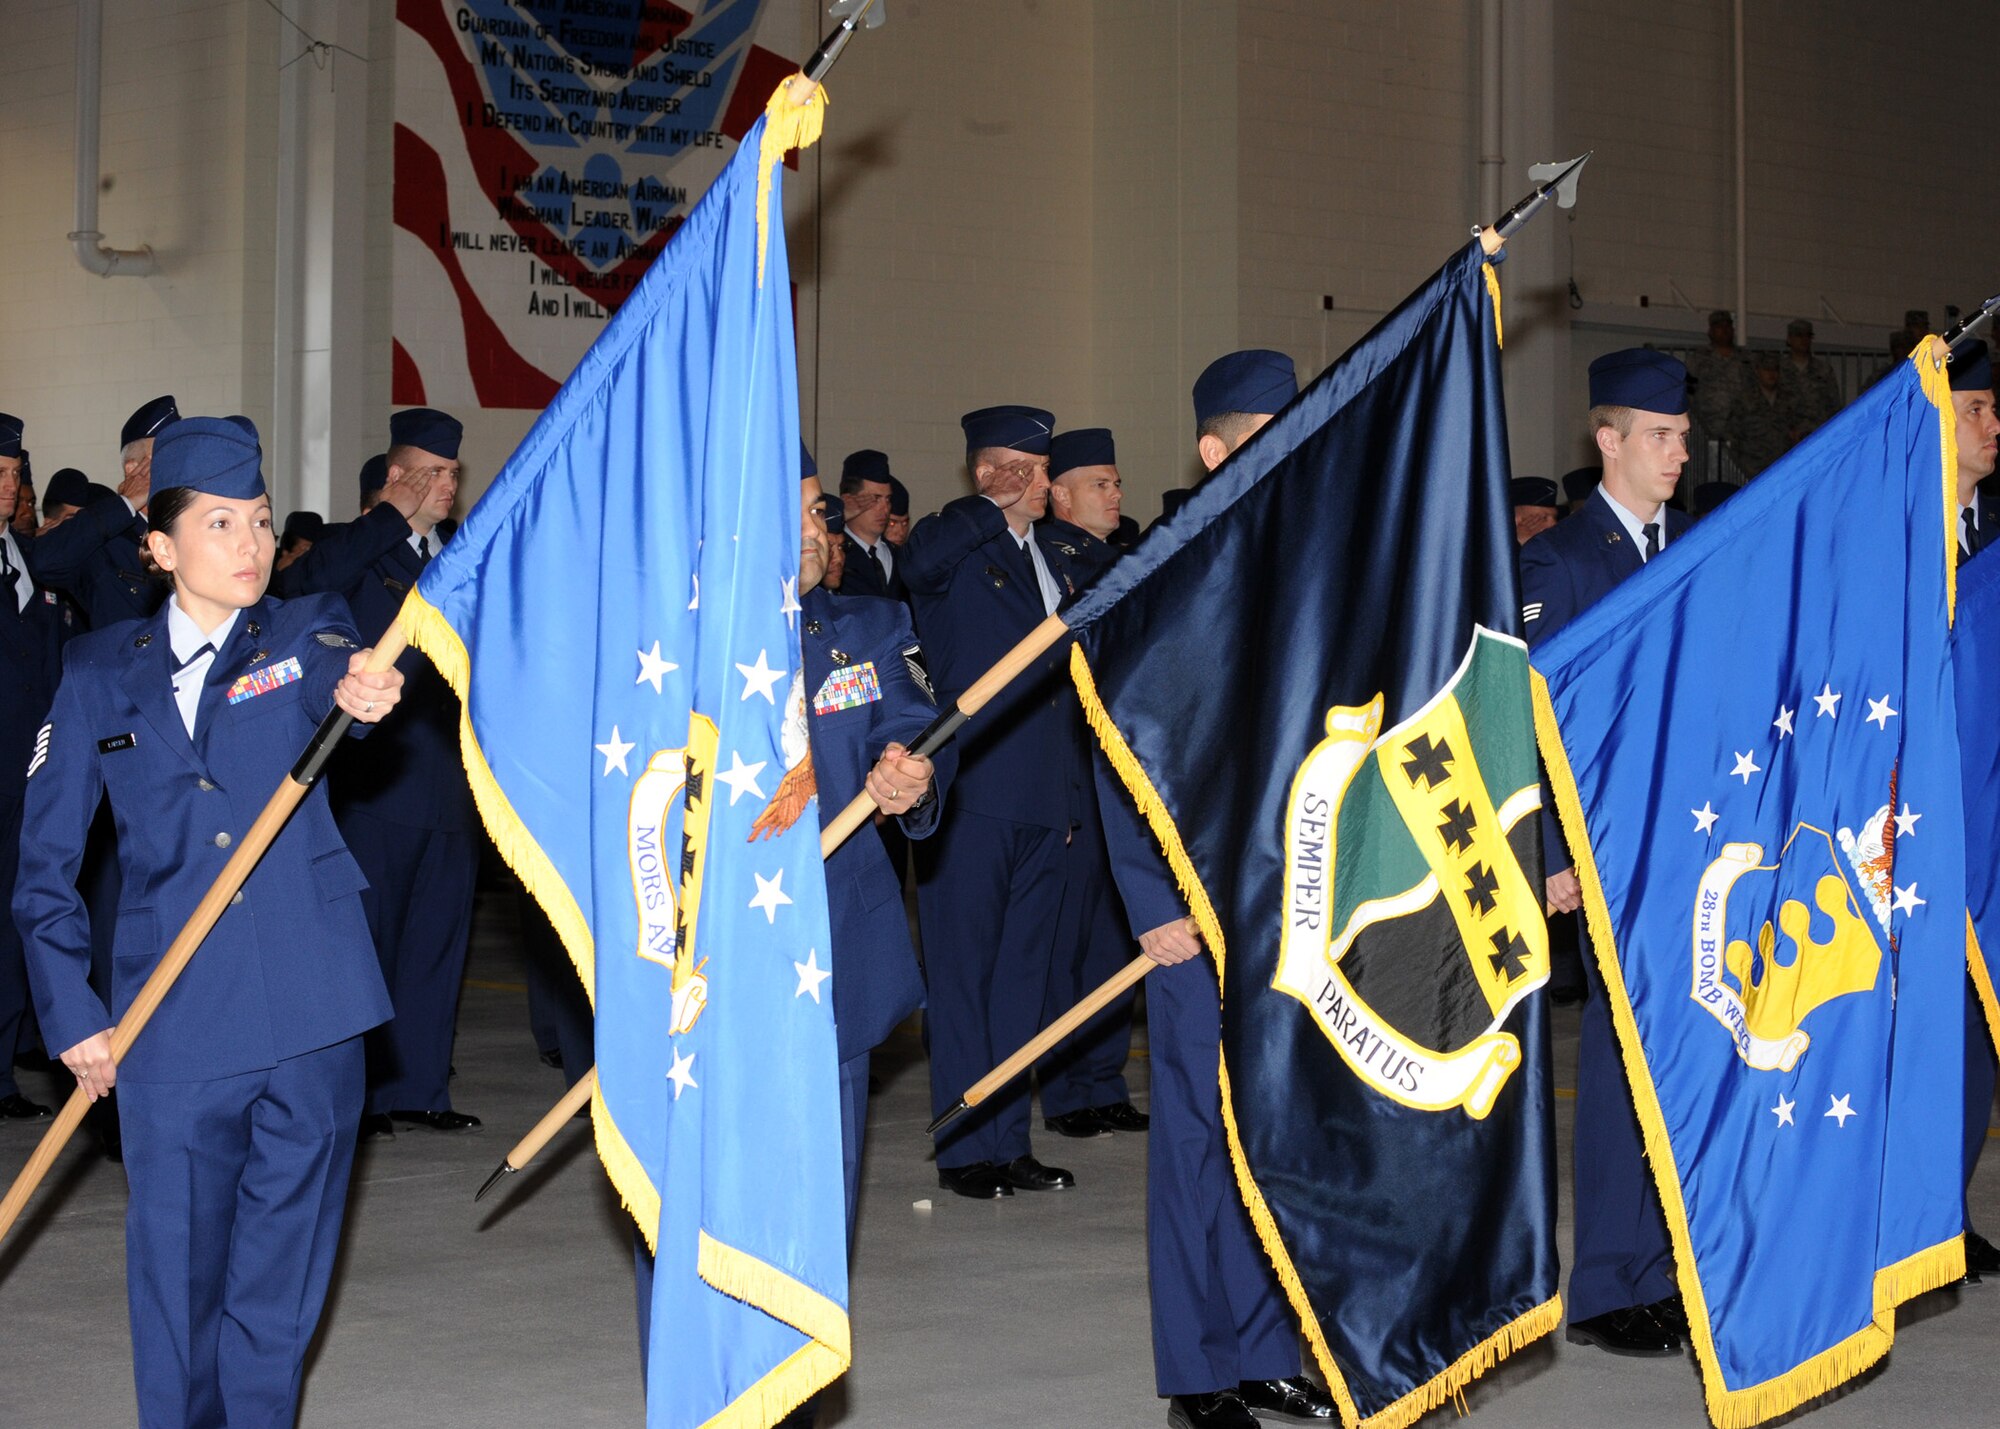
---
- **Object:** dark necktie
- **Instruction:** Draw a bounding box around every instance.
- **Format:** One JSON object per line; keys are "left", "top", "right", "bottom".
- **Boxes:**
{"left": 1643, "top": 522, "right": 1660, "bottom": 561}
{"left": 0, "top": 540, "right": 21, "bottom": 613}
{"left": 172, "top": 642, "right": 215, "bottom": 675}
{"left": 1963, "top": 507, "right": 1978, "bottom": 566}
{"left": 418, "top": 534, "right": 433, "bottom": 565}
{"left": 870, "top": 542, "right": 890, "bottom": 586}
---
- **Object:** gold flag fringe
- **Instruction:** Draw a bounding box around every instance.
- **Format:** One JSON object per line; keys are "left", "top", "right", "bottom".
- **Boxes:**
{"left": 400, "top": 590, "right": 659, "bottom": 1243}
{"left": 756, "top": 78, "right": 827, "bottom": 285}
{"left": 693, "top": 1231, "right": 853, "bottom": 1427}
{"left": 1915, "top": 336, "right": 1960, "bottom": 623}
{"left": 1074, "top": 643, "right": 1559, "bottom": 1429}
{"left": 1970, "top": 918, "right": 2000, "bottom": 1062}
{"left": 1482, "top": 262, "right": 1503, "bottom": 349}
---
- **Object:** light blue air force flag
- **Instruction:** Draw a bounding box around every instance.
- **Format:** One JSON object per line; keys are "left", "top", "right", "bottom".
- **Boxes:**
{"left": 405, "top": 84, "right": 849, "bottom": 1427}
{"left": 1531, "top": 340, "right": 1967, "bottom": 1428}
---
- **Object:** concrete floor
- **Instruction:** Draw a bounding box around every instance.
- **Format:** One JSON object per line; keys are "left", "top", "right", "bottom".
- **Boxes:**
{"left": 4, "top": 891, "right": 1999, "bottom": 1428}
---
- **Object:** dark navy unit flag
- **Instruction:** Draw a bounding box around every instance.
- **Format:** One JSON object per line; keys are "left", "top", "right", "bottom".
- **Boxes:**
{"left": 1066, "top": 242, "right": 1559, "bottom": 1427}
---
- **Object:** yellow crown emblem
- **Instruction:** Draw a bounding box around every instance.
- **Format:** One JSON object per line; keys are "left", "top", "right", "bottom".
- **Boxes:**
{"left": 1722, "top": 874, "right": 1882, "bottom": 1047}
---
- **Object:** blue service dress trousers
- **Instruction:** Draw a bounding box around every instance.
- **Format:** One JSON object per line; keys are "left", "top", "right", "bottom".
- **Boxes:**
{"left": 121, "top": 1038, "right": 363, "bottom": 1429}
{"left": 1145, "top": 952, "right": 1301, "bottom": 1397}
{"left": 347, "top": 813, "right": 478, "bottom": 1114}
{"left": 1567, "top": 918, "right": 1677, "bottom": 1321}
{"left": 1965, "top": 978, "right": 1996, "bottom": 1220}
{"left": 1037, "top": 804, "right": 1136, "bottom": 1119}
{"left": 917, "top": 808, "right": 1070, "bottom": 1169}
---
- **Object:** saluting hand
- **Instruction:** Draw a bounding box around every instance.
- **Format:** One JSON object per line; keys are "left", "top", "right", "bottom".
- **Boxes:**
{"left": 61, "top": 1029, "right": 116, "bottom": 1101}
{"left": 117, "top": 459, "right": 150, "bottom": 513}
{"left": 380, "top": 461, "right": 438, "bottom": 524}
{"left": 978, "top": 459, "right": 1037, "bottom": 511}
{"left": 865, "top": 742, "right": 933, "bottom": 817}
{"left": 335, "top": 651, "right": 406, "bottom": 724}
{"left": 1138, "top": 917, "right": 1202, "bottom": 967}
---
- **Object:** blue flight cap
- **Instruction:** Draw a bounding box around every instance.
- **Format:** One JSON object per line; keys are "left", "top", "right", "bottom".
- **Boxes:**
{"left": 0, "top": 412, "right": 21, "bottom": 460}
{"left": 1951, "top": 340, "right": 1993, "bottom": 393}
{"left": 842, "top": 448, "right": 893, "bottom": 483}
{"left": 800, "top": 442, "right": 817, "bottom": 480}
{"left": 120, "top": 395, "right": 179, "bottom": 449}
{"left": 1509, "top": 477, "right": 1559, "bottom": 509}
{"left": 1193, "top": 350, "right": 1298, "bottom": 427}
{"left": 389, "top": 406, "right": 463, "bottom": 459}
{"left": 1588, "top": 349, "right": 1688, "bottom": 414}
{"left": 1050, "top": 428, "right": 1117, "bottom": 478}
{"left": 359, "top": 454, "right": 388, "bottom": 496}
{"left": 151, "top": 415, "right": 267, "bottom": 499}
{"left": 961, "top": 405, "right": 1054, "bottom": 457}
{"left": 43, "top": 467, "right": 92, "bottom": 511}
{"left": 812, "top": 491, "right": 844, "bottom": 536}
{"left": 888, "top": 474, "right": 909, "bottom": 516}
{"left": 282, "top": 510, "right": 325, "bottom": 544}
{"left": 80, "top": 481, "right": 118, "bottom": 509}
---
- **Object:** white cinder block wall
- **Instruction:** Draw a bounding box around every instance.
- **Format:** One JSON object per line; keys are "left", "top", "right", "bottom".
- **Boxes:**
{"left": 2, "top": 1, "right": 1997, "bottom": 522}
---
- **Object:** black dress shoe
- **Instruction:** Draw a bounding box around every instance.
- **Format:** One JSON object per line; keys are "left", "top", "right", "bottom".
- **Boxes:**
{"left": 1168, "top": 1392, "right": 1259, "bottom": 1429}
{"left": 359, "top": 1112, "right": 396, "bottom": 1141}
{"left": 1968, "top": 1230, "right": 2000, "bottom": 1277}
{"left": 999, "top": 1154, "right": 1074, "bottom": 1191}
{"left": 937, "top": 1162, "right": 1013, "bottom": 1199}
{"left": 1094, "top": 1100, "right": 1150, "bottom": 1132}
{"left": 1565, "top": 1306, "right": 1679, "bottom": 1356}
{"left": 391, "top": 1108, "right": 482, "bottom": 1132}
{"left": 1236, "top": 1376, "right": 1337, "bottom": 1422}
{"left": 1646, "top": 1293, "right": 1690, "bottom": 1337}
{"left": 538, "top": 1048, "right": 564, "bottom": 1070}
{"left": 0, "top": 1092, "right": 54, "bottom": 1121}
{"left": 1044, "top": 1108, "right": 1111, "bottom": 1138}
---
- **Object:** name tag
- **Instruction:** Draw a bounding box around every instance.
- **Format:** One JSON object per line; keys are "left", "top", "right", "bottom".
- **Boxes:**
{"left": 227, "top": 657, "right": 304, "bottom": 705}
{"left": 812, "top": 661, "right": 881, "bottom": 715}
{"left": 97, "top": 732, "right": 137, "bottom": 754}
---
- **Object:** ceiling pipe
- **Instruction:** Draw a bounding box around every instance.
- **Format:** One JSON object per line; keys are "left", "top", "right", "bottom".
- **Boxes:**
{"left": 70, "top": 0, "right": 156, "bottom": 278}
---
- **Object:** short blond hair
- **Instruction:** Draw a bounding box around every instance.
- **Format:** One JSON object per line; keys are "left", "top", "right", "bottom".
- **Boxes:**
{"left": 1588, "top": 404, "right": 1634, "bottom": 438}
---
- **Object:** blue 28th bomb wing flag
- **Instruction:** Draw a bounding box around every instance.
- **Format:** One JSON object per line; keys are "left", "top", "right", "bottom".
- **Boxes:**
{"left": 1532, "top": 340, "right": 1968, "bottom": 1428}
{"left": 403, "top": 83, "right": 850, "bottom": 1427}
{"left": 1066, "top": 243, "right": 1559, "bottom": 1427}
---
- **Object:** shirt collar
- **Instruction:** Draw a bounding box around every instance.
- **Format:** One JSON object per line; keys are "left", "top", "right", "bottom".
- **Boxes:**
{"left": 1596, "top": 485, "right": 1666, "bottom": 553}
{"left": 166, "top": 595, "right": 240, "bottom": 664}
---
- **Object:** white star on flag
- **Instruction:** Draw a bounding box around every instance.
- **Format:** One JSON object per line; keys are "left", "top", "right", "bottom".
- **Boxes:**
{"left": 636, "top": 641, "right": 679, "bottom": 694}
{"left": 1730, "top": 750, "right": 1761, "bottom": 784}
{"left": 716, "top": 750, "right": 768, "bottom": 805}
{"left": 1865, "top": 695, "right": 1898, "bottom": 729}
{"left": 1813, "top": 684, "right": 1842, "bottom": 718}
{"left": 780, "top": 576, "right": 801, "bottom": 631}
{"left": 794, "top": 948, "right": 831, "bottom": 1003}
{"left": 1774, "top": 705, "right": 1795, "bottom": 738}
{"left": 666, "top": 1047, "right": 698, "bottom": 1100}
{"left": 1825, "top": 1093, "right": 1856, "bottom": 1127}
{"left": 1692, "top": 801, "right": 1719, "bottom": 834}
{"left": 1895, "top": 803, "right": 1922, "bottom": 838}
{"left": 749, "top": 869, "right": 792, "bottom": 924}
{"left": 1892, "top": 882, "right": 1926, "bottom": 916}
{"left": 1771, "top": 1095, "right": 1796, "bottom": 1128}
{"left": 736, "top": 649, "right": 784, "bottom": 704}
{"left": 595, "top": 726, "right": 636, "bottom": 777}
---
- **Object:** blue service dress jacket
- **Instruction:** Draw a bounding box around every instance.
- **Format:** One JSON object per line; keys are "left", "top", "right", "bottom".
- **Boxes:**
{"left": 13, "top": 593, "right": 393, "bottom": 1080}
{"left": 21, "top": 494, "right": 161, "bottom": 629}
{"left": 900, "top": 493, "right": 1084, "bottom": 833}
{"left": 0, "top": 558, "right": 74, "bottom": 807}
{"left": 1518, "top": 488, "right": 1692, "bottom": 870}
{"left": 800, "top": 585, "right": 955, "bottom": 1061}
{"left": 276, "top": 504, "right": 473, "bottom": 831}
{"left": 837, "top": 532, "right": 906, "bottom": 602}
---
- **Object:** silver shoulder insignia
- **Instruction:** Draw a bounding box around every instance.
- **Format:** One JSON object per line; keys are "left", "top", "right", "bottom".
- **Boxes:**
{"left": 901, "top": 642, "right": 936, "bottom": 705}
{"left": 315, "top": 632, "right": 358, "bottom": 649}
